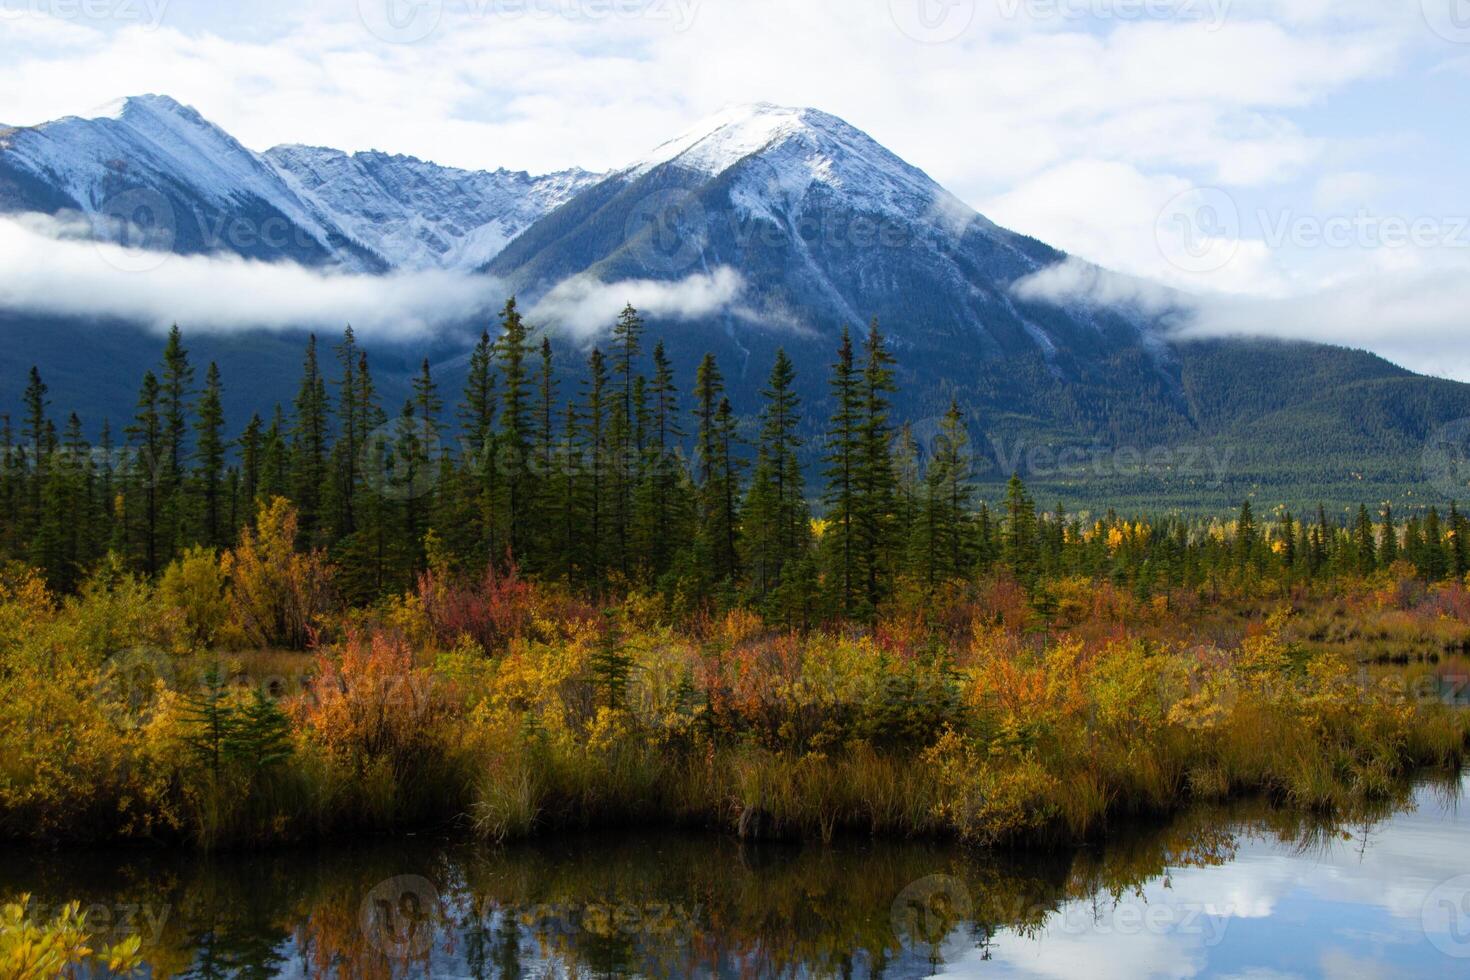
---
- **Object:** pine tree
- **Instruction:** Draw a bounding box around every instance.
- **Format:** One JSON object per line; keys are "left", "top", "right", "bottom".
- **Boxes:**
{"left": 693, "top": 354, "right": 740, "bottom": 586}
{"left": 639, "top": 341, "right": 684, "bottom": 579}
{"left": 1280, "top": 510, "right": 1297, "bottom": 572}
{"left": 744, "top": 350, "right": 809, "bottom": 600}
{"left": 21, "top": 366, "right": 49, "bottom": 543}
{"left": 533, "top": 338, "right": 557, "bottom": 573}
{"left": 1354, "top": 504, "right": 1377, "bottom": 575}
{"left": 460, "top": 329, "right": 499, "bottom": 565}
{"left": 1236, "top": 499, "right": 1257, "bottom": 570}
{"left": 183, "top": 666, "right": 234, "bottom": 777}
{"left": 1423, "top": 507, "right": 1448, "bottom": 580}
{"left": 1450, "top": 502, "right": 1469, "bottom": 580}
{"left": 589, "top": 613, "right": 633, "bottom": 711}
{"left": 329, "top": 327, "right": 363, "bottom": 539}
{"left": 854, "top": 321, "right": 897, "bottom": 611}
{"left": 239, "top": 413, "right": 263, "bottom": 513}
{"left": 225, "top": 690, "right": 294, "bottom": 778}
{"left": 159, "top": 324, "right": 194, "bottom": 549}
{"left": 260, "top": 406, "right": 291, "bottom": 502}
{"left": 290, "top": 335, "right": 330, "bottom": 544}
{"left": 921, "top": 399, "right": 973, "bottom": 587}
{"left": 194, "top": 362, "right": 227, "bottom": 549}
{"left": 1379, "top": 504, "right": 1399, "bottom": 567}
{"left": 823, "top": 328, "right": 862, "bottom": 616}
{"left": 1003, "top": 474, "right": 1038, "bottom": 582}
{"left": 610, "top": 304, "right": 644, "bottom": 578}
{"left": 582, "top": 348, "right": 609, "bottom": 586}
{"left": 127, "top": 371, "right": 164, "bottom": 575}
{"left": 495, "top": 299, "right": 532, "bottom": 561}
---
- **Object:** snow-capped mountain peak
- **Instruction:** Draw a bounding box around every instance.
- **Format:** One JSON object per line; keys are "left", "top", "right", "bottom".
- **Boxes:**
{"left": 624, "top": 102, "right": 975, "bottom": 228}
{"left": 0, "top": 95, "right": 603, "bottom": 272}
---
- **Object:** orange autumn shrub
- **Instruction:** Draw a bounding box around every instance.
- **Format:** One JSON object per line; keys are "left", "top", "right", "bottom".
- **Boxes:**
{"left": 297, "top": 628, "right": 448, "bottom": 779}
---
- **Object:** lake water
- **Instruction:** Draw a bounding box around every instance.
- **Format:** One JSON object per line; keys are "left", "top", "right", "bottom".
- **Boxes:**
{"left": 4, "top": 774, "right": 1470, "bottom": 978}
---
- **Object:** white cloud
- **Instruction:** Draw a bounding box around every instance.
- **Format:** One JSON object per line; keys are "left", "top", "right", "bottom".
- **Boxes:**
{"left": 1013, "top": 255, "right": 1470, "bottom": 381}
{"left": 0, "top": 214, "right": 500, "bottom": 340}
{"left": 528, "top": 266, "right": 746, "bottom": 341}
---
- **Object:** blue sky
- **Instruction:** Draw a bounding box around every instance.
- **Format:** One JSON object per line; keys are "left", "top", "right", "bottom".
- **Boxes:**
{"left": 4, "top": 0, "right": 1470, "bottom": 376}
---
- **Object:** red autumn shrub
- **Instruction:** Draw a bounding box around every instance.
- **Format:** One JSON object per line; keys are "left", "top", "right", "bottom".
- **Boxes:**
{"left": 417, "top": 563, "right": 536, "bottom": 654}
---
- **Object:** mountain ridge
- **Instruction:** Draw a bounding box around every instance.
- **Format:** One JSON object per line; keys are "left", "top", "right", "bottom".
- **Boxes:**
{"left": 2, "top": 96, "right": 1468, "bottom": 510}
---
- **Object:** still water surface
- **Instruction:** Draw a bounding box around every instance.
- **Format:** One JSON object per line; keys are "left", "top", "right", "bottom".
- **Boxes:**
{"left": 4, "top": 775, "right": 1470, "bottom": 978}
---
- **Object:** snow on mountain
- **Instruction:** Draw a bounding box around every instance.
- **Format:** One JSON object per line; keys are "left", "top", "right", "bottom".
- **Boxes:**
{"left": 626, "top": 103, "right": 991, "bottom": 242}
{"left": 0, "top": 95, "right": 600, "bottom": 272}
{"left": 0, "top": 95, "right": 352, "bottom": 263}
{"left": 263, "top": 145, "right": 600, "bottom": 272}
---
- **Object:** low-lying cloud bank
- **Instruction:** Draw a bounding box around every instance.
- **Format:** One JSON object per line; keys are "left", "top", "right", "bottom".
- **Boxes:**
{"left": 528, "top": 267, "right": 746, "bottom": 341}
{"left": 0, "top": 214, "right": 502, "bottom": 341}
{"left": 1013, "top": 257, "right": 1470, "bottom": 382}
{"left": 0, "top": 215, "right": 751, "bottom": 346}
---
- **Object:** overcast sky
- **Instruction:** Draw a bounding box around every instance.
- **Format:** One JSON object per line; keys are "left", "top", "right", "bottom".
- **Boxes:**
{"left": 4, "top": 0, "right": 1470, "bottom": 376}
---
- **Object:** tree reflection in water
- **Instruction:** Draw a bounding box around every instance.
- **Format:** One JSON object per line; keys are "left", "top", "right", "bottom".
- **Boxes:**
{"left": 0, "top": 781, "right": 1440, "bottom": 979}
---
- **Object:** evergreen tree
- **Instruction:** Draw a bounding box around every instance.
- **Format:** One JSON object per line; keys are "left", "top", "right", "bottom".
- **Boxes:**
{"left": 1379, "top": 504, "right": 1399, "bottom": 567}
{"left": 743, "top": 350, "right": 809, "bottom": 601}
{"left": 21, "top": 366, "right": 49, "bottom": 542}
{"left": 194, "top": 362, "right": 228, "bottom": 549}
{"left": 638, "top": 341, "right": 684, "bottom": 579}
{"left": 159, "top": 324, "right": 194, "bottom": 548}
{"left": 582, "top": 348, "right": 609, "bottom": 586}
{"left": 1003, "top": 474, "right": 1039, "bottom": 582}
{"left": 1354, "top": 504, "right": 1377, "bottom": 575}
{"left": 854, "top": 320, "right": 897, "bottom": 611}
{"left": 1423, "top": 507, "right": 1448, "bottom": 580}
{"left": 610, "top": 304, "right": 644, "bottom": 578}
{"left": 329, "top": 327, "right": 364, "bottom": 539}
{"left": 823, "top": 328, "right": 862, "bottom": 616}
{"left": 495, "top": 298, "right": 532, "bottom": 561}
{"left": 290, "top": 336, "right": 330, "bottom": 544}
{"left": 1450, "top": 502, "right": 1469, "bottom": 580}
{"left": 460, "top": 329, "right": 499, "bottom": 563}
{"left": 238, "top": 414, "right": 263, "bottom": 515}
{"left": 1236, "top": 499, "right": 1257, "bottom": 570}
{"left": 127, "top": 372, "right": 164, "bottom": 575}
{"left": 921, "top": 399, "right": 974, "bottom": 587}
{"left": 693, "top": 354, "right": 740, "bottom": 587}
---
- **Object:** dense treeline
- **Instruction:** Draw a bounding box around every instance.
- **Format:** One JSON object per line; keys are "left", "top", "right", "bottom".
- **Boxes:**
{"left": 3, "top": 300, "right": 1469, "bottom": 619}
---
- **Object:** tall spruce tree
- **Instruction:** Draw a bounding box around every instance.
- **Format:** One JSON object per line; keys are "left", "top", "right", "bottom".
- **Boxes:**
{"left": 495, "top": 298, "right": 532, "bottom": 561}
{"left": 194, "top": 362, "right": 227, "bottom": 549}
{"left": 127, "top": 371, "right": 164, "bottom": 575}
{"left": 290, "top": 335, "right": 330, "bottom": 544}
{"left": 159, "top": 324, "right": 194, "bottom": 549}
{"left": 823, "top": 328, "right": 862, "bottom": 616}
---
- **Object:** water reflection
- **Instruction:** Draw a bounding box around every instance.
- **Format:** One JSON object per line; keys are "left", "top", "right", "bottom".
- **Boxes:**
{"left": 2, "top": 774, "right": 1467, "bottom": 978}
